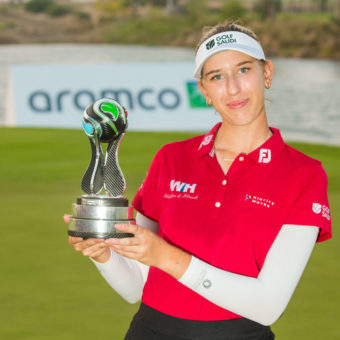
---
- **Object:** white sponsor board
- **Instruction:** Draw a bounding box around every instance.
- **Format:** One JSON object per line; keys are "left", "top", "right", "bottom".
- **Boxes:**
{"left": 9, "top": 63, "right": 218, "bottom": 131}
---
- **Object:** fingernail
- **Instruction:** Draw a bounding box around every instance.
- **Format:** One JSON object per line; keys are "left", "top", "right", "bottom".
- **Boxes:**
{"left": 116, "top": 224, "right": 126, "bottom": 229}
{"left": 63, "top": 214, "right": 70, "bottom": 224}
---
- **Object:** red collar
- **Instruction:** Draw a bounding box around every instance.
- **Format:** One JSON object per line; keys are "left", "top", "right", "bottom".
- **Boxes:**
{"left": 197, "top": 123, "right": 286, "bottom": 164}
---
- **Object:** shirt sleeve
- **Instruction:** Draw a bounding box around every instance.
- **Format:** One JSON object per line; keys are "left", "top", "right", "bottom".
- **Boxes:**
{"left": 89, "top": 213, "right": 157, "bottom": 305}
{"left": 284, "top": 163, "right": 332, "bottom": 242}
{"left": 132, "top": 147, "right": 164, "bottom": 222}
{"left": 90, "top": 249, "right": 148, "bottom": 304}
{"left": 179, "top": 225, "right": 319, "bottom": 326}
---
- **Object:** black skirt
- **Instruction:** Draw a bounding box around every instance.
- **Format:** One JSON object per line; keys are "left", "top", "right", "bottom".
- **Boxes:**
{"left": 124, "top": 303, "right": 275, "bottom": 340}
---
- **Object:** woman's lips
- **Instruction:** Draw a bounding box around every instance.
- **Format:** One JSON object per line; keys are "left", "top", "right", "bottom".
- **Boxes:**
{"left": 227, "top": 99, "right": 249, "bottom": 109}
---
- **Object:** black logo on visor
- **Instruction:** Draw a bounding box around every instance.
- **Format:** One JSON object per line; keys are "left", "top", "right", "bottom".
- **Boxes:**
{"left": 206, "top": 39, "right": 215, "bottom": 50}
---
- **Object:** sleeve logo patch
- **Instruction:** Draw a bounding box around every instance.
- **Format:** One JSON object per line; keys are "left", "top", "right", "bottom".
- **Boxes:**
{"left": 202, "top": 279, "right": 212, "bottom": 289}
{"left": 312, "top": 202, "right": 331, "bottom": 221}
{"left": 312, "top": 203, "right": 322, "bottom": 214}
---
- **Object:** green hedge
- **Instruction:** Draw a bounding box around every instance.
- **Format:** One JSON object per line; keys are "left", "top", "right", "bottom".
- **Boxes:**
{"left": 25, "top": 0, "right": 54, "bottom": 13}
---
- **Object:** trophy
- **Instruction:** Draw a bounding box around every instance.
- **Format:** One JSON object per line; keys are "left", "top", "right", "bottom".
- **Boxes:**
{"left": 67, "top": 98, "right": 135, "bottom": 239}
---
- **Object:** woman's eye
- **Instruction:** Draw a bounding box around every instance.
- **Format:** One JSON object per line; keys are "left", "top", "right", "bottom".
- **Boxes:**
{"left": 239, "top": 67, "right": 249, "bottom": 74}
{"left": 211, "top": 74, "right": 222, "bottom": 80}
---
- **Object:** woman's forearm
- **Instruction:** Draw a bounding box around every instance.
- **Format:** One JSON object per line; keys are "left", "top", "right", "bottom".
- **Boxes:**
{"left": 91, "top": 249, "right": 149, "bottom": 304}
{"left": 91, "top": 212, "right": 158, "bottom": 303}
{"left": 179, "top": 225, "right": 319, "bottom": 325}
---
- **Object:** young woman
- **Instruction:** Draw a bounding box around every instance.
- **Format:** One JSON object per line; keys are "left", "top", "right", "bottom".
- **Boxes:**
{"left": 68, "top": 22, "right": 332, "bottom": 339}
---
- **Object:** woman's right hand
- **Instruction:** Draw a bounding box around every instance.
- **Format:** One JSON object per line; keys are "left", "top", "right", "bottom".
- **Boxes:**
{"left": 68, "top": 236, "right": 111, "bottom": 263}
{"left": 65, "top": 214, "right": 111, "bottom": 263}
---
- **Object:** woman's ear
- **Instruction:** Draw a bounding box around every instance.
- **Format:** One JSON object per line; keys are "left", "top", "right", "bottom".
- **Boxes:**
{"left": 264, "top": 60, "right": 274, "bottom": 89}
{"left": 198, "top": 80, "right": 212, "bottom": 106}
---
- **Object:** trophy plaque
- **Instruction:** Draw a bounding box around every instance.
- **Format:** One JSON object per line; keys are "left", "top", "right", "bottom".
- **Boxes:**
{"left": 68, "top": 98, "right": 134, "bottom": 239}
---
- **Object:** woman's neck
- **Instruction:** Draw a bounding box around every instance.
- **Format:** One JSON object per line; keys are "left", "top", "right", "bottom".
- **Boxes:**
{"left": 214, "top": 121, "right": 273, "bottom": 156}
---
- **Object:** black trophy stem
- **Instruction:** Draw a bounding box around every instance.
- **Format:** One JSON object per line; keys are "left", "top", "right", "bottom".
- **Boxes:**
{"left": 81, "top": 133, "right": 104, "bottom": 195}
{"left": 104, "top": 133, "right": 126, "bottom": 197}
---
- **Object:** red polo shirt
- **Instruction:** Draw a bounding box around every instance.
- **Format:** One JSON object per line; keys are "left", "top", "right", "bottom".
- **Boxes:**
{"left": 132, "top": 123, "right": 332, "bottom": 321}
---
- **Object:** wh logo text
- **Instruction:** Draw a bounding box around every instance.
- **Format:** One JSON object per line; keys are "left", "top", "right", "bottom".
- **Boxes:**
{"left": 170, "top": 180, "right": 197, "bottom": 193}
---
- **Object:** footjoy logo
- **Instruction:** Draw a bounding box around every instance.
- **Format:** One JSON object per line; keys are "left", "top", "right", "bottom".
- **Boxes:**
{"left": 170, "top": 180, "right": 197, "bottom": 193}
{"left": 206, "top": 39, "right": 215, "bottom": 50}
{"left": 258, "top": 149, "right": 271, "bottom": 163}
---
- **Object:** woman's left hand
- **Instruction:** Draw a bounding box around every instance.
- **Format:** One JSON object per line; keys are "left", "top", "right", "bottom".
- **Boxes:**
{"left": 105, "top": 224, "right": 191, "bottom": 280}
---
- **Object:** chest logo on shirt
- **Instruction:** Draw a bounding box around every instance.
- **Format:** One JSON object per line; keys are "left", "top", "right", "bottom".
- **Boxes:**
{"left": 245, "top": 194, "right": 275, "bottom": 208}
{"left": 170, "top": 180, "right": 197, "bottom": 193}
{"left": 258, "top": 148, "right": 271, "bottom": 163}
{"left": 164, "top": 180, "right": 199, "bottom": 200}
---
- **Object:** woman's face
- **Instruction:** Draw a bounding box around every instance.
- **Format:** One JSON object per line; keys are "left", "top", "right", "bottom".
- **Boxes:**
{"left": 198, "top": 50, "right": 274, "bottom": 128}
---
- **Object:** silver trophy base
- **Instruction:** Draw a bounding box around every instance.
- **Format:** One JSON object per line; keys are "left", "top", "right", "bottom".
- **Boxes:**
{"left": 68, "top": 195, "right": 135, "bottom": 239}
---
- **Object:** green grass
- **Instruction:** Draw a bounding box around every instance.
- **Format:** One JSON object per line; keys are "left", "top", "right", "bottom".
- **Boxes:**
{"left": 0, "top": 127, "right": 339, "bottom": 339}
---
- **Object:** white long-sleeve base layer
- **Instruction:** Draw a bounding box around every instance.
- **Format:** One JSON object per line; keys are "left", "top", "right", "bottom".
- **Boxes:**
{"left": 91, "top": 213, "right": 319, "bottom": 326}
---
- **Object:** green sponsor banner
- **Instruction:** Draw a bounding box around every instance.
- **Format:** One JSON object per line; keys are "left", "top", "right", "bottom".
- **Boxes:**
{"left": 186, "top": 81, "right": 208, "bottom": 109}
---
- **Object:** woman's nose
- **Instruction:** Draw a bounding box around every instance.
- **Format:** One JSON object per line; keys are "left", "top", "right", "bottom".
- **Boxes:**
{"left": 225, "top": 76, "right": 240, "bottom": 96}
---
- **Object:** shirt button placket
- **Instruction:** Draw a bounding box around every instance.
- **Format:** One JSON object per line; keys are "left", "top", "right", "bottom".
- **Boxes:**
{"left": 213, "top": 177, "right": 228, "bottom": 216}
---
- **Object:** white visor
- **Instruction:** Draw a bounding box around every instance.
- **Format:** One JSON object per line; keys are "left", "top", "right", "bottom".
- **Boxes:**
{"left": 194, "top": 31, "right": 266, "bottom": 78}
